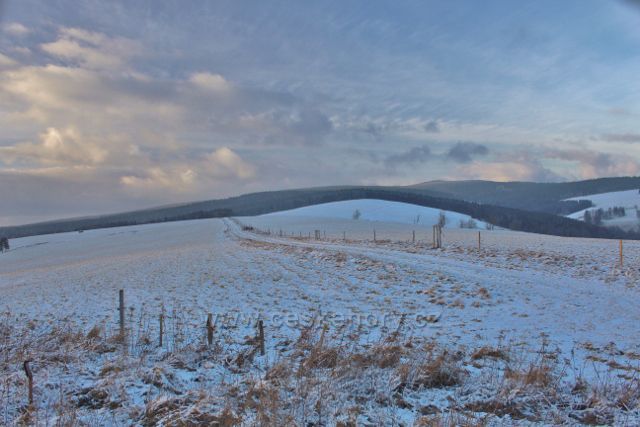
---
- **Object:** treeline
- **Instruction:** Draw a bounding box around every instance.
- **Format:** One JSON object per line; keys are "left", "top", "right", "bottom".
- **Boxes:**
{"left": 0, "top": 237, "right": 9, "bottom": 252}
{"left": 411, "top": 177, "right": 640, "bottom": 214}
{"left": 584, "top": 206, "right": 628, "bottom": 225}
{"left": 1, "top": 187, "right": 638, "bottom": 240}
{"left": 0, "top": 209, "right": 234, "bottom": 239}
{"left": 306, "top": 188, "right": 637, "bottom": 240}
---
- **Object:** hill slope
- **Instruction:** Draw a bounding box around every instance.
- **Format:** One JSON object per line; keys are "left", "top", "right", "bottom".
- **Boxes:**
{"left": 2, "top": 186, "right": 638, "bottom": 240}
{"left": 262, "top": 199, "right": 487, "bottom": 228}
{"left": 566, "top": 189, "right": 640, "bottom": 231}
{"left": 411, "top": 177, "right": 640, "bottom": 213}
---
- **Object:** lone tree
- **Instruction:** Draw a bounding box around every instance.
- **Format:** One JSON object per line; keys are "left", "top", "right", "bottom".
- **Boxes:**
{"left": 437, "top": 211, "right": 447, "bottom": 228}
{"left": 352, "top": 209, "right": 361, "bottom": 220}
{"left": 0, "top": 237, "right": 8, "bottom": 253}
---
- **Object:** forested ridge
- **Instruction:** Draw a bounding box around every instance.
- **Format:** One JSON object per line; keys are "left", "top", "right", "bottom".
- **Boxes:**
{"left": 2, "top": 185, "right": 639, "bottom": 240}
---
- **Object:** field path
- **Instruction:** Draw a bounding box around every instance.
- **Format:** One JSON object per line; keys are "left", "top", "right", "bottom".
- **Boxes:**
{"left": 226, "top": 218, "right": 640, "bottom": 372}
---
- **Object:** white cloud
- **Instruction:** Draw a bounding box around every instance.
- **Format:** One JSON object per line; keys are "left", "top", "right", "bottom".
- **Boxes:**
{"left": 120, "top": 168, "right": 196, "bottom": 192}
{"left": 0, "top": 127, "right": 108, "bottom": 166}
{"left": 207, "top": 147, "right": 255, "bottom": 179}
{"left": 189, "top": 72, "right": 231, "bottom": 92}
{"left": 119, "top": 147, "right": 255, "bottom": 195}
{"left": 3, "top": 22, "right": 29, "bottom": 37}
{"left": 41, "top": 27, "right": 141, "bottom": 70}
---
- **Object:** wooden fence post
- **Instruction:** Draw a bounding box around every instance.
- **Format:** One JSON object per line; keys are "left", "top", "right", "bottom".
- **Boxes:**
{"left": 119, "top": 289, "right": 125, "bottom": 339}
{"left": 207, "top": 313, "right": 214, "bottom": 347}
{"left": 620, "top": 239, "right": 624, "bottom": 267}
{"left": 373, "top": 229, "right": 376, "bottom": 242}
{"left": 258, "top": 320, "right": 265, "bottom": 356}
{"left": 432, "top": 225, "right": 442, "bottom": 249}
{"left": 478, "top": 231, "right": 481, "bottom": 251}
{"left": 23, "top": 361, "right": 33, "bottom": 408}
{"left": 343, "top": 231, "right": 346, "bottom": 241}
{"left": 412, "top": 230, "right": 415, "bottom": 244}
{"left": 159, "top": 312, "right": 164, "bottom": 347}
{"left": 431, "top": 225, "right": 437, "bottom": 249}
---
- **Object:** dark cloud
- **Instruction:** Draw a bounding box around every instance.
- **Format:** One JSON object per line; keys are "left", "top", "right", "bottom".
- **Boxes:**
{"left": 446, "top": 142, "right": 489, "bottom": 163}
{"left": 543, "top": 148, "right": 640, "bottom": 178}
{"left": 423, "top": 120, "right": 440, "bottom": 133}
{"left": 600, "top": 133, "right": 640, "bottom": 143}
{"left": 289, "top": 108, "right": 333, "bottom": 145}
{"left": 384, "top": 145, "right": 431, "bottom": 167}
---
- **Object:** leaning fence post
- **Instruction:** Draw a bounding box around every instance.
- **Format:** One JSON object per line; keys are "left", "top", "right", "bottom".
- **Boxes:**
{"left": 23, "top": 360, "right": 33, "bottom": 408}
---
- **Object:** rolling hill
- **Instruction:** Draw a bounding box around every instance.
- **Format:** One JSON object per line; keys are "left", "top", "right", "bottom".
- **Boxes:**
{"left": 411, "top": 177, "right": 640, "bottom": 214}
{"left": 3, "top": 181, "right": 640, "bottom": 240}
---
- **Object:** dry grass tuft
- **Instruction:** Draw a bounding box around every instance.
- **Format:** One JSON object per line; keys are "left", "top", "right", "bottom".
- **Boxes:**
{"left": 464, "top": 400, "right": 526, "bottom": 420}
{"left": 505, "top": 362, "right": 553, "bottom": 389}
{"left": 471, "top": 346, "right": 509, "bottom": 362}
{"left": 86, "top": 324, "right": 102, "bottom": 340}
{"left": 349, "top": 344, "right": 404, "bottom": 369}
{"left": 141, "top": 394, "right": 242, "bottom": 426}
{"left": 397, "top": 347, "right": 465, "bottom": 391}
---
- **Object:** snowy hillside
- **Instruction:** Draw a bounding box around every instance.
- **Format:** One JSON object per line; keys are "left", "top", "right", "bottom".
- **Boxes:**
{"left": 566, "top": 189, "right": 640, "bottom": 230}
{"left": 263, "top": 199, "right": 486, "bottom": 228}
{"left": 2, "top": 217, "right": 640, "bottom": 424}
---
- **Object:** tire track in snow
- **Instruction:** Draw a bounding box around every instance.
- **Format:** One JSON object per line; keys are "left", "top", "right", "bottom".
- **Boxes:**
{"left": 225, "top": 218, "right": 640, "bottom": 366}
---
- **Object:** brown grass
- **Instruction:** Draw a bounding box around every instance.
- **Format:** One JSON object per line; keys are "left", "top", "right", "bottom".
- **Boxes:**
{"left": 471, "top": 346, "right": 509, "bottom": 362}
{"left": 505, "top": 362, "right": 553, "bottom": 388}
{"left": 397, "top": 346, "right": 465, "bottom": 391}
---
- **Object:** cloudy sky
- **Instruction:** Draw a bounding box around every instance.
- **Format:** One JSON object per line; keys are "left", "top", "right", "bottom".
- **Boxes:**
{"left": 1, "top": 0, "right": 640, "bottom": 225}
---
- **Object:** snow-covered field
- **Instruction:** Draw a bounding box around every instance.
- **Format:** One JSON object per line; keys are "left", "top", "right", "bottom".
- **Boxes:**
{"left": 567, "top": 190, "right": 640, "bottom": 230}
{"left": 1, "top": 209, "right": 640, "bottom": 425}
{"left": 262, "top": 199, "right": 487, "bottom": 229}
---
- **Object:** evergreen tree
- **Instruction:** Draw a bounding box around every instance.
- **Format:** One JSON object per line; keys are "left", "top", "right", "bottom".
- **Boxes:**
{"left": 593, "top": 208, "right": 604, "bottom": 225}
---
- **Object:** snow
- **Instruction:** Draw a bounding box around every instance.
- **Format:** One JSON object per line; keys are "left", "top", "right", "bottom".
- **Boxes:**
{"left": 262, "top": 198, "right": 486, "bottom": 228}
{"left": 1, "top": 216, "right": 640, "bottom": 424}
{"left": 566, "top": 189, "right": 640, "bottom": 229}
